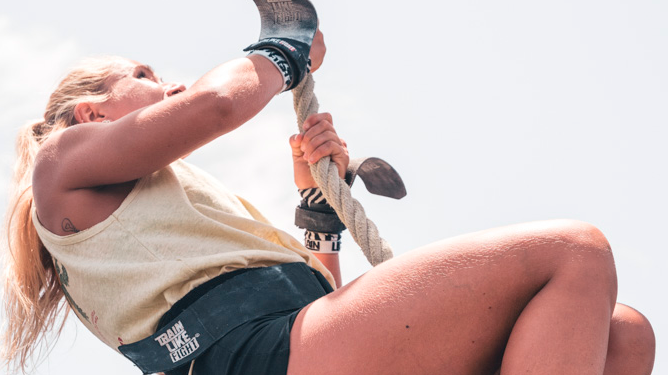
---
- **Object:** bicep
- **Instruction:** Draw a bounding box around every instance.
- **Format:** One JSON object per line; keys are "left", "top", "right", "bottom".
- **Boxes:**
{"left": 41, "top": 91, "right": 223, "bottom": 189}
{"left": 36, "top": 55, "right": 283, "bottom": 190}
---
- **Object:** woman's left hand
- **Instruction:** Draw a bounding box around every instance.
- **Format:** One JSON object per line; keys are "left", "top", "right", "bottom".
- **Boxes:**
{"left": 289, "top": 113, "right": 349, "bottom": 189}
{"left": 309, "top": 29, "right": 326, "bottom": 73}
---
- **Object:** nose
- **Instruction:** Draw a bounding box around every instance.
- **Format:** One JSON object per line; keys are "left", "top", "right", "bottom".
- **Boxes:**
{"left": 164, "top": 82, "right": 187, "bottom": 98}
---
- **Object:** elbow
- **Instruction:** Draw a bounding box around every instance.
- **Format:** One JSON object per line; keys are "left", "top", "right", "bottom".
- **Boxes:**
{"left": 209, "top": 89, "right": 259, "bottom": 136}
{"left": 184, "top": 86, "right": 236, "bottom": 136}
{"left": 212, "top": 91, "right": 237, "bottom": 133}
{"left": 187, "top": 57, "right": 280, "bottom": 135}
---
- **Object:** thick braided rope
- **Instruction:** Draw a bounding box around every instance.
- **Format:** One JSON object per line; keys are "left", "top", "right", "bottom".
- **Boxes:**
{"left": 292, "top": 74, "right": 393, "bottom": 266}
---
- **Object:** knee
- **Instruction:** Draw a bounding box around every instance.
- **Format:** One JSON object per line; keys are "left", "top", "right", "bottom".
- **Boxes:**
{"left": 608, "top": 304, "right": 656, "bottom": 374}
{"left": 543, "top": 220, "right": 617, "bottom": 298}
{"left": 551, "top": 219, "right": 612, "bottom": 256}
{"left": 509, "top": 219, "right": 615, "bottom": 276}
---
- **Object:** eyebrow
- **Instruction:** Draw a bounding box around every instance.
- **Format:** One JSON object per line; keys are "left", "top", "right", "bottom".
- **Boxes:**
{"left": 136, "top": 64, "right": 156, "bottom": 74}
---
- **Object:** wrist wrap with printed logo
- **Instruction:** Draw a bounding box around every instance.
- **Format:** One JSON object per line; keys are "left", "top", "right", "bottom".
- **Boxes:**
{"left": 304, "top": 231, "right": 341, "bottom": 253}
{"left": 295, "top": 188, "right": 345, "bottom": 233}
{"left": 244, "top": 38, "right": 311, "bottom": 91}
{"left": 247, "top": 48, "right": 292, "bottom": 92}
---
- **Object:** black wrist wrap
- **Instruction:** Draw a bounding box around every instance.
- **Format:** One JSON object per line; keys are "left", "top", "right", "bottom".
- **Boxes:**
{"left": 244, "top": 38, "right": 311, "bottom": 91}
{"left": 295, "top": 202, "right": 346, "bottom": 234}
{"left": 294, "top": 158, "right": 407, "bottom": 240}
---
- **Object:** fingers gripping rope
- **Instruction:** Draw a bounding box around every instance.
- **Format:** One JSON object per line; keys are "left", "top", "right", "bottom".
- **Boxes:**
{"left": 293, "top": 74, "right": 393, "bottom": 266}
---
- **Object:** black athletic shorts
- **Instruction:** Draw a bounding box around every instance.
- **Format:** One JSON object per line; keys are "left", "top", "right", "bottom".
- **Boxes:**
{"left": 161, "top": 263, "right": 333, "bottom": 375}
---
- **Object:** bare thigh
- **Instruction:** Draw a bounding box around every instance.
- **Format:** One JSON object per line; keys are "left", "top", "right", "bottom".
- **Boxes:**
{"left": 287, "top": 220, "right": 615, "bottom": 375}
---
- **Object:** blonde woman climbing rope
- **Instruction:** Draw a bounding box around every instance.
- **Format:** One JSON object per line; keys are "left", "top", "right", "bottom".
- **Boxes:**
{"left": 1, "top": 0, "right": 655, "bottom": 374}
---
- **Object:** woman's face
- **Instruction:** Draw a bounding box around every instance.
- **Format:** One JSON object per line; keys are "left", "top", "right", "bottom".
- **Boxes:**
{"left": 100, "top": 60, "right": 186, "bottom": 121}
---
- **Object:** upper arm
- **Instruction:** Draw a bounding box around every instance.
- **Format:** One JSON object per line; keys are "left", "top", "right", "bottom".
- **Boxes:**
{"left": 34, "top": 55, "right": 284, "bottom": 191}
{"left": 36, "top": 89, "right": 222, "bottom": 190}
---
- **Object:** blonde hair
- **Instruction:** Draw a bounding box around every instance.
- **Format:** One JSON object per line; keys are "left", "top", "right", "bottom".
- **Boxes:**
{"left": 2, "top": 56, "right": 131, "bottom": 373}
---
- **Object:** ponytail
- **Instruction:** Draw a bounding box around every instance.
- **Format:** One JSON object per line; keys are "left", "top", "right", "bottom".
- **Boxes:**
{"left": 2, "top": 56, "right": 129, "bottom": 373}
{"left": 1, "top": 120, "right": 68, "bottom": 374}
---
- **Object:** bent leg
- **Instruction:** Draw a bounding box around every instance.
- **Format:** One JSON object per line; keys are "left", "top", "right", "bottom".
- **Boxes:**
{"left": 491, "top": 303, "right": 656, "bottom": 375}
{"left": 288, "top": 220, "right": 618, "bottom": 375}
{"left": 604, "top": 304, "right": 655, "bottom": 375}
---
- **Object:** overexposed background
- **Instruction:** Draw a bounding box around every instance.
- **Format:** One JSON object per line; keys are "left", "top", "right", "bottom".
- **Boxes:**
{"left": 1, "top": 1, "right": 666, "bottom": 373}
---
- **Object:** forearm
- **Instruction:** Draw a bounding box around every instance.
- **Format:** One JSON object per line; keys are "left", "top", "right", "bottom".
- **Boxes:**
{"left": 295, "top": 188, "right": 345, "bottom": 289}
{"left": 312, "top": 253, "right": 342, "bottom": 288}
{"left": 190, "top": 54, "right": 284, "bottom": 133}
{"left": 43, "top": 55, "right": 286, "bottom": 189}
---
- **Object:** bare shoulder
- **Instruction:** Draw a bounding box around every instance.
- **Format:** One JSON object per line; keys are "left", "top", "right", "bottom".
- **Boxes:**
{"left": 32, "top": 128, "right": 138, "bottom": 236}
{"left": 32, "top": 124, "right": 95, "bottom": 189}
{"left": 32, "top": 125, "right": 87, "bottom": 208}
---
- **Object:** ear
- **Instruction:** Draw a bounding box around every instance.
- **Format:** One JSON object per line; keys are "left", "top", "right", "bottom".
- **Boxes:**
{"left": 73, "top": 103, "right": 105, "bottom": 124}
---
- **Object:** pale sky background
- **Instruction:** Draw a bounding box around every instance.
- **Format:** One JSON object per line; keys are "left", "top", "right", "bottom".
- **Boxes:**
{"left": 1, "top": 0, "right": 666, "bottom": 374}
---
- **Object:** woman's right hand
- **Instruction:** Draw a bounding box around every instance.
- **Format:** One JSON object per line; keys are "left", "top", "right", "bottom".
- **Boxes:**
{"left": 309, "top": 29, "right": 326, "bottom": 73}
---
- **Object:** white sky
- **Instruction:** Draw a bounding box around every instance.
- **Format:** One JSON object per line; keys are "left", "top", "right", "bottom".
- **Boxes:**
{"left": 1, "top": 0, "right": 667, "bottom": 373}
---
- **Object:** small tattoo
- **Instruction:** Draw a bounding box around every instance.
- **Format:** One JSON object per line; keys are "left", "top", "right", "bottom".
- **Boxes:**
{"left": 62, "top": 218, "right": 80, "bottom": 233}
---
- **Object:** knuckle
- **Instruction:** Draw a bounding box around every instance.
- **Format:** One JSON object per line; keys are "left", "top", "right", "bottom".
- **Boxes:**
{"left": 325, "top": 140, "right": 337, "bottom": 151}
{"left": 302, "top": 131, "right": 314, "bottom": 144}
{"left": 303, "top": 143, "right": 314, "bottom": 154}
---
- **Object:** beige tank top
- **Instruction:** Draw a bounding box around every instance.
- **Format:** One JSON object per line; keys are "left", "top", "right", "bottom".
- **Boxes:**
{"left": 32, "top": 159, "right": 334, "bottom": 352}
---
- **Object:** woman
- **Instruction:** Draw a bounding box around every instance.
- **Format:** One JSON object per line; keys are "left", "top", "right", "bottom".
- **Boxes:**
{"left": 1, "top": 28, "right": 655, "bottom": 375}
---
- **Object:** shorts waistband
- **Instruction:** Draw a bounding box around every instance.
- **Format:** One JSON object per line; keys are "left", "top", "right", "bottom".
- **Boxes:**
{"left": 119, "top": 262, "right": 332, "bottom": 374}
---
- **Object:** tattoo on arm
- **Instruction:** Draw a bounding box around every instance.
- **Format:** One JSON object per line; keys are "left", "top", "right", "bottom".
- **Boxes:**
{"left": 62, "top": 218, "right": 80, "bottom": 233}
